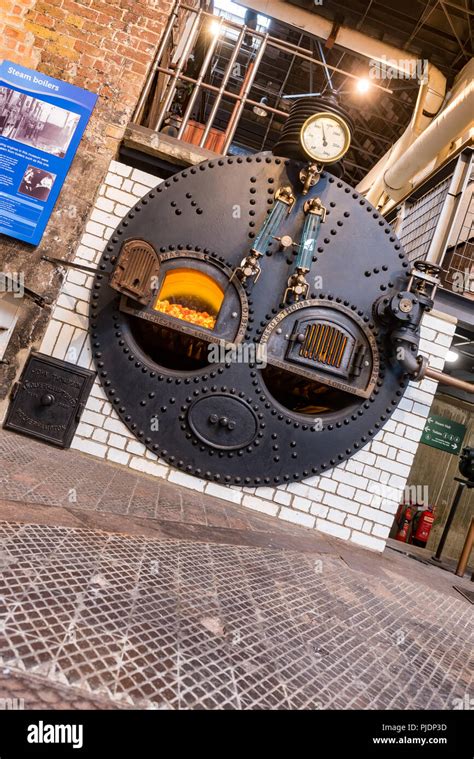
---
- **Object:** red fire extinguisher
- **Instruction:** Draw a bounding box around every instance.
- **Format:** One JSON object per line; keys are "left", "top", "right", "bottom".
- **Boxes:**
{"left": 395, "top": 502, "right": 404, "bottom": 525}
{"left": 411, "top": 506, "right": 435, "bottom": 548}
{"left": 395, "top": 504, "right": 414, "bottom": 543}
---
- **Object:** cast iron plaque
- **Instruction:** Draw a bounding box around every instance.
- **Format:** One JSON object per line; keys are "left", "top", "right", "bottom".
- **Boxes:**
{"left": 4, "top": 352, "right": 96, "bottom": 448}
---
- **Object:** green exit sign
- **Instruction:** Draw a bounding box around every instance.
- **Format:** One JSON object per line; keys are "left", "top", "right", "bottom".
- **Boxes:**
{"left": 421, "top": 414, "right": 466, "bottom": 455}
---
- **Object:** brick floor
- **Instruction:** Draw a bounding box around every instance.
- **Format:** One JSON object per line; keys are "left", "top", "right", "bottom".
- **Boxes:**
{"left": 0, "top": 669, "right": 129, "bottom": 710}
{"left": 0, "top": 428, "right": 307, "bottom": 536}
{"left": 0, "top": 428, "right": 473, "bottom": 710}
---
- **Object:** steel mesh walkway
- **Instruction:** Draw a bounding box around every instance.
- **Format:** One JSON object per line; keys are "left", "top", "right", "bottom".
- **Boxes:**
{"left": 1, "top": 521, "right": 472, "bottom": 710}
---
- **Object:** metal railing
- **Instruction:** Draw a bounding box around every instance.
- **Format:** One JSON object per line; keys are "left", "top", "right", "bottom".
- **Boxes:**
{"left": 442, "top": 182, "right": 474, "bottom": 297}
{"left": 132, "top": 0, "right": 392, "bottom": 156}
{"left": 397, "top": 176, "right": 453, "bottom": 263}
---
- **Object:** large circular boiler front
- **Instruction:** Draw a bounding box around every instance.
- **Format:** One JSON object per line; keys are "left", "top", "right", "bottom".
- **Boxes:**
{"left": 90, "top": 155, "right": 411, "bottom": 486}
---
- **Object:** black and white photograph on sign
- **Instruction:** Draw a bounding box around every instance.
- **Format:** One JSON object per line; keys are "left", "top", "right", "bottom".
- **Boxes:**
{"left": 0, "top": 85, "right": 80, "bottom": 157}
{"left": 18, "top": 165, "right": 56, "bottom": 201}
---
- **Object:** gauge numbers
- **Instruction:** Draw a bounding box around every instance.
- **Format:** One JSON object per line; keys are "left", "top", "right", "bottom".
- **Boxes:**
{"left": 300, "top": 112, "right": 351, "bottom": 164}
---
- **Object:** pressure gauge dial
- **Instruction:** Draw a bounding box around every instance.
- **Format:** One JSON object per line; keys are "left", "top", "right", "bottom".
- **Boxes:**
{"left": 300, "top": 111, "right": 351, "bottom": 164}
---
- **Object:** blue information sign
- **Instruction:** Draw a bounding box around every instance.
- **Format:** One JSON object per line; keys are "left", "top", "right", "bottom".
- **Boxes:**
{"left": 0, "top": 60, "right": 97, "bottom": 245}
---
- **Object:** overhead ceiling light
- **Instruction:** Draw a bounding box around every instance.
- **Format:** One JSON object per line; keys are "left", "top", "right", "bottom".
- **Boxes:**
{"left": 356, "top": 78, "right": 371, "bottom": 94}
{"left": 445, "top": 349, "right": 459, "bottom": 363}
{"left": 253, "top": 96, "right": 269, "bottom": 117}
{"left": 209, "top": 19, "right": 222, "bottom": 36}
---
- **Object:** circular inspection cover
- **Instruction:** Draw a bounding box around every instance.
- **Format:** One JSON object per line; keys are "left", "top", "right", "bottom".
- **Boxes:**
{"left": 188, "top": 394, "right": 259, "bottom": 450}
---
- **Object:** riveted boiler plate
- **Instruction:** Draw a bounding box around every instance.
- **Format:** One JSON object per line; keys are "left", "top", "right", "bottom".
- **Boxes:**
{"left": 188, "top": 394, "right": 258, "bottom": 450}
{"left": 91, "top": 153, "right": 411, "bottom": 485}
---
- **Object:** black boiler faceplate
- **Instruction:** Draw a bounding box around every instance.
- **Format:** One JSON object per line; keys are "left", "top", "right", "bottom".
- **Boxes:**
{"left": 90, "top": 154, "right": 410, "bottom": 486}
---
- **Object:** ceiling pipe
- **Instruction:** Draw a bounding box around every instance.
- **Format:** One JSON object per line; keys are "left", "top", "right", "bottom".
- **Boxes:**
{"left": 235, "top": 1, "right": 444, "bottom": 81}
{"left": 383, "top": 79, "right": 474, "bottom": 198}
{"left": 237, "top": 0, "right": 447, "bottom": 206}
{"left": 357, "top": 62, "right": 449, "bottom": 206}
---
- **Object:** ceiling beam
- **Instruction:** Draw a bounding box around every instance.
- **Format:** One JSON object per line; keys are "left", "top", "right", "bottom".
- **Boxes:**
{"left": 440, "top": 0, "right": 474, "bottom": 17}
{"left": 439, "top": 1, "right": 471, "bottom": 58}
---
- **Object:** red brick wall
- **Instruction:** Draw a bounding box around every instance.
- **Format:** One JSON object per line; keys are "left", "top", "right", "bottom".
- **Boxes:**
{"left": 0, "top": 0, "right": 39, "bottom": 68}
{"left": 0, "top": 0, "right": 172, "bottom": 398}
{"left": 1, "top": 0, "right": 169, "bottom": 104}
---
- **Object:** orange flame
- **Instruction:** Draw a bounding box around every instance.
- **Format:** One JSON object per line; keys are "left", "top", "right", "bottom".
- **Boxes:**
{"left": 154, "top": 300, "right": 216, "bottom": 329}
{"left": 153, "top": 268, "right": 224, "bottom": 330}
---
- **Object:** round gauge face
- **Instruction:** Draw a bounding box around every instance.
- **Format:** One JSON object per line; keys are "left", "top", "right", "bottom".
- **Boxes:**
{"left": 300, "top": 112, "right": 351, "bottom": 164}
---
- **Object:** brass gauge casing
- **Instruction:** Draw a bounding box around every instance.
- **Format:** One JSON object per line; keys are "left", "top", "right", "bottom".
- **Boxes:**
{"left": 300, "top": 111, "right": 351, "bottom": 164}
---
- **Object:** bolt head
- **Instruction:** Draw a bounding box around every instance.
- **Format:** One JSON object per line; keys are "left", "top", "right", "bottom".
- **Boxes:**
{"left": 399, "top": 298, "right": 413, "bottom": 313}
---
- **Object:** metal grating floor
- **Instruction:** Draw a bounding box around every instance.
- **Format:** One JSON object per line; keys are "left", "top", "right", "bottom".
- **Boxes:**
{"left": 0, "top": 521, "right": 473, "bottom": 710}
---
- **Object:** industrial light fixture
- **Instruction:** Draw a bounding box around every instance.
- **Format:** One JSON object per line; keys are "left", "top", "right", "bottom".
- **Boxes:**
{"left": 209, "top": 19, "right": 222, "bottom": 36}
{"left": 445, "top": 349, "right": 460, "bottom": 363}
{"left": 356, "top": 78, "right": 371, "bottom": 93}
{"left": 253, "top": 96, "right": 269, "bottom": 117}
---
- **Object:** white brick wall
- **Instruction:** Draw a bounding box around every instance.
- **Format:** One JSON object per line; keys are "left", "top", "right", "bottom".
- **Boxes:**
{"left": 38, "top": 159, "right": 457, "bottom": 553}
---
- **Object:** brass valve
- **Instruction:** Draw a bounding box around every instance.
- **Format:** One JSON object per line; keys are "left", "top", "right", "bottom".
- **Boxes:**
{"left": 299, "top": 162, "right": 323, "bottom": 195}
{"left": 304, "top": 196, "right": 327, "bottom": 220}
{"left": 231, "top": 250, "right": 262, "bottom": 284}
{"left": 283, "top": 269, "right": 310, "bottom": 303}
